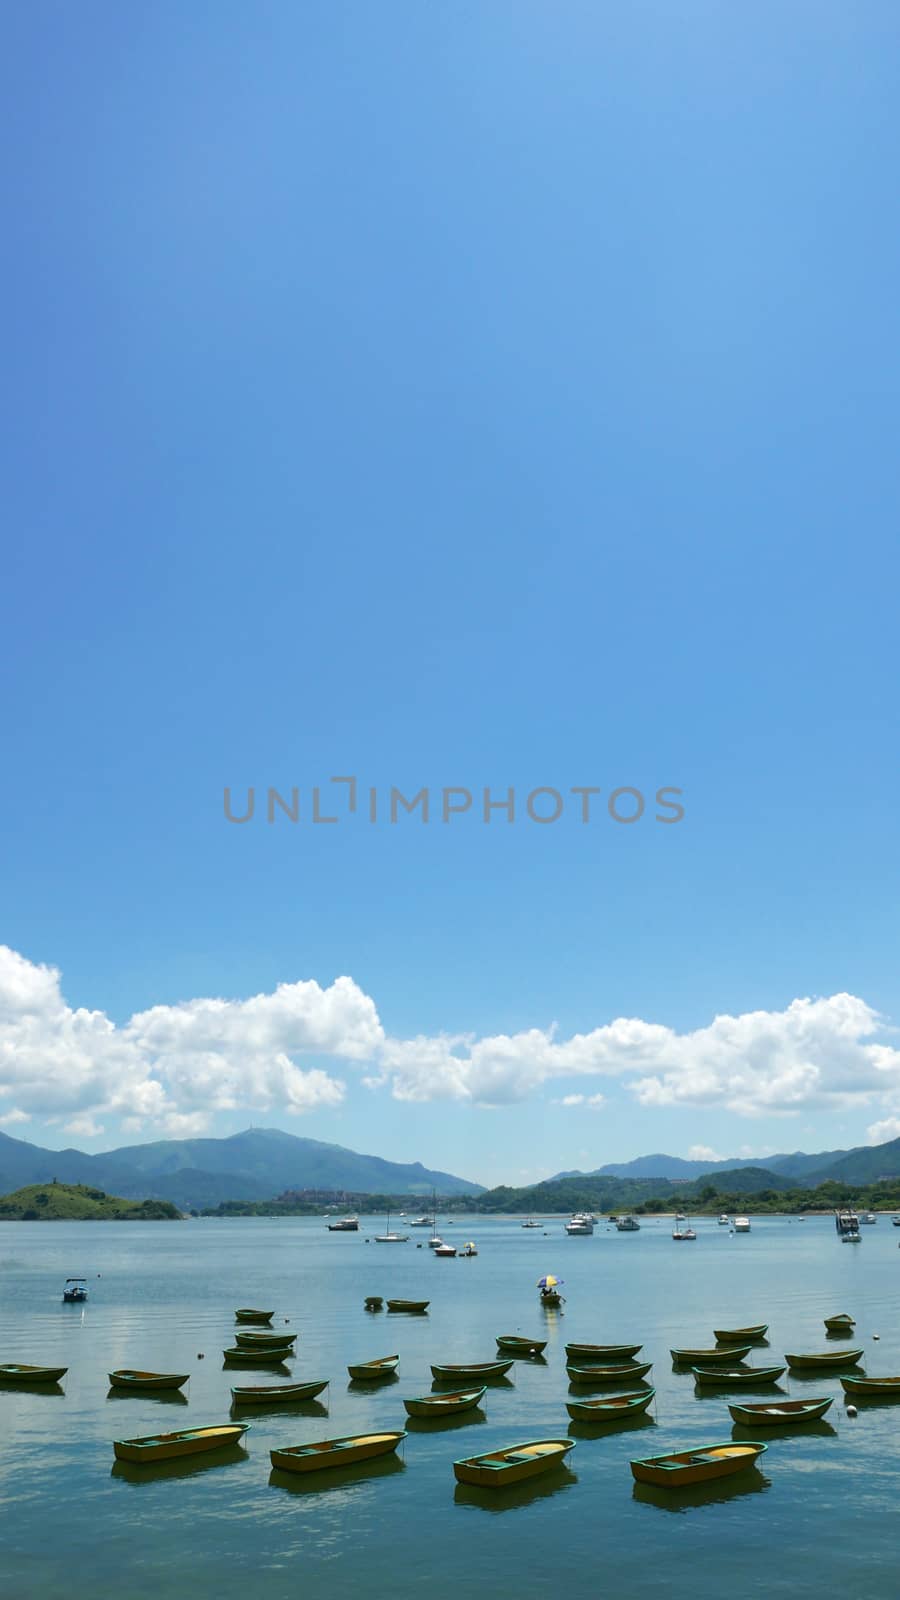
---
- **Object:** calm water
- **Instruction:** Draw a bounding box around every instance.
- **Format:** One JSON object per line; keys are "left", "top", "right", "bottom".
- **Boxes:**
{"left": 1, "top": 1213, "right": 899, "bottom": 1599}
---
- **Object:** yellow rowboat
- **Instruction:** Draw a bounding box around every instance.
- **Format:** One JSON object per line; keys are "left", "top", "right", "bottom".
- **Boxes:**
{"left": 0, "top": 1363, "right": 68, "bottom": 1383}
{"left": 631, "top": 1441, "right": 766, "bottom": 1488}
{"left": 431, "top": 1360, "right": 513, "bottom": 1382}
{"left": 713, "top": 1325, "right": 768, "bottom": 1341}
{"left": 347, "top": 1354, "right": 399, "bottom": 1381}
{"left": 692, "top": 1365, "right": 785, "bottom": 1386}
{"left": 231, "top": 1380, "right": 328, "bottom": 1404}
{"left": 235, "top": 1309, "right": 274, "bottom": 1323}
{"left": 566, "top": 1361, "right": 653, "bottom": 1385}
{"left": 386, "top": 1300, "right": 430, "bottom": 1313}
{"left": 453, "top": 1438, "right": 574, "bottom": 1488}
{"left": 271, "top": 1431, "right": 405, "bottom": 1473}
{"left": 223, "top": 1346, "right": 293, "bottom": 1364}
{"left": 108, "top": 1370, "right": 190, "bottom": 1391}
{"left": 566, "top": 1388, "right": 655, "bottom": 1422}
{"left": 728, "top": 1398, "right": 832, "bottom": 1426}
{"left": 404, "top": 1387, "right": 486, "bottom": 1418}
{"left": 839, "top": 1375, "right": 900, "bottom": 1398}
{"left": 784, "top": 1350, "right": 864, "bottom": 1370}
{"left": 113, "top": 1424, "right": 249, "bottom": 1464}
{"left": 234, "top": 1332, "right": 297, "bottom": 1348}
{"left": 565, "top": 1342, "right": 642, "bottom": 1361}
{"left": 671, "top": 1345, "right": 753, "bottom": 1365}
{"left": 496, "top": 1335, "right": 547, "bottom": 1355}
{"left": 823, "top": 1313, "right": 855, "bottom": 1331}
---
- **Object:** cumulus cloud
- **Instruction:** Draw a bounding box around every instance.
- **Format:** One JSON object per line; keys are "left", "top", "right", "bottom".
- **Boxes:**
{"left": 867, "top": 1117, "right": 900, "bottom": 1145}
{"left": 687, "top": 1145, "right": 723, "bottom": 1161}
{"left": 555, "top": 1093, "right": 605, "bottom": 1110}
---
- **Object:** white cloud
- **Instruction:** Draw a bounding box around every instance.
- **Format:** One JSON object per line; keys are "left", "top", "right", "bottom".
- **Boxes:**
{"left": 0, "top": 1107, "right": 30, "bottom": 1127}
{"left": 867, "top": 1117, "right": 900, "bottom": 1145}
{"left": 555, "top": 1093, "right": 605, "bottom": 1110}
{"left": 64, "top": 1115, "right": 105, "bottom": 1139}
{"left": 687, "top": 1145, "right": 723, "bottom": 1161}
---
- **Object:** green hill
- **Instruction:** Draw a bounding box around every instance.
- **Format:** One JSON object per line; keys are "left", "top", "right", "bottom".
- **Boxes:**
{"left": 0, "top": 1182, "right": 181, "bottom": 1221}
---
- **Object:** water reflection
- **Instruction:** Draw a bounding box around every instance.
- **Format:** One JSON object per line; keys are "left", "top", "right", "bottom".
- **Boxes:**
{"left": 268, "top": 1452, "right": 406, "bottom": 1494}
{"left": 0, "top": 1380, "right": 65, "bottom": 1398}
{"left": 567, "top": 1413, "right": 656, "bottom": 1440}
{"left": 111, "top": 1446, "right": 251, "bottom": 1485}
{"left": 453, "top": 1467, "right": 577, "bottom": 1514}
{"left": 693, "top": 1383, "right": 788, "bottom": 1401}
{"left": 431, "top": 1374, "right": 514, "bottom": 1392}
{"left": 404, "top": 1408, "right": 487, "bottom": 1435}
{"left": 347, "top": 1374, "right": 399, "bottom": 1392}
{"left": 729, "top": 1420, "right": 837, "bottom": 1442}
{"left": 229, "top": 1398, "right": 329, "bottom": 1421}
{"left": 632, "top": 1468, "right": 770, "bottom": 1512}
{"left": 106, "top": 1388, "right": 189, "bottom": 1406}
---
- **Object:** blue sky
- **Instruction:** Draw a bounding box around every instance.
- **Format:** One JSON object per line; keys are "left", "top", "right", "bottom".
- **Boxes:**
{"left": 2, "top": 2, "right": 900, "bottom": 1185}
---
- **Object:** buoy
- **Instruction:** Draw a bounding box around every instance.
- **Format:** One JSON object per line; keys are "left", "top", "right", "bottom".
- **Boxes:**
{"left": 846, "top": 1404, "right": 858, "bottom": 1417}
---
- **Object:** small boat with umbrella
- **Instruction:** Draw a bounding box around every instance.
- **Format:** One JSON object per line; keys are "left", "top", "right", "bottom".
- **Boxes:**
{"left": 113, "top": 1424, "right": 248, "bottom": 1464}
{"left": 671, "top": 1345, "right": 753, "bottom": 1365}
{"left": 839, "top": 1375, "right": 900, "bottom": 1398}
{"left": 271, "top": 1431, "right": 405, "bottom": 1474}
{"left": 691, "top": 1364, "right": 785, "bottom": 1386}
{"left": 566, "top": 1388, "right": 655, "bottom": 1422}
{"left": 386, "top": 1299, "right": 429, "bottom": 1313}
{"left": 785, "top": 1349, "right": 864, "bottom": 1370}
{"left": 728, "top": 1397, "right": 832, "bottom": 1426}
{"left": 431, "top": 1359, "right": 513, "bottom": 1383}
{"left": 403, "top": 1387, "right": 486, "bottom": 1418}
{"left": 0, "top": 1363, "right": 68, "bottom": 1383}
{"left": 496, "top": 1335, "right": 547, "bottom": 1355}
{"left": 565, "top": 1342, "right": 642, "bottom": 1362}
{"left": 630, "top": 1441, "right": 766, "bottom": 1488}
{"left": 537, "top": 1274, "right": 564, "bottom": 1305}
{"left": 234, "top": 1309, "right": 274, "bottom": 1323}
{"left": 231, "top": 1379, "right": 328, "bottom": 1405}
{"left": 713, "top": 1325, "right": 769, "bottom": 1342}
{"left": 347, "top": 1354, "right": 399, "bottom": 1381}
{"left": 567, "top": 1361, "right": 653, "bottom": 1385}
{"left": 453, "top": 1438, "right": 574, "bottom": 1488}
{"left": 109, "top": 1370, "right": 191, "bottom": 1391}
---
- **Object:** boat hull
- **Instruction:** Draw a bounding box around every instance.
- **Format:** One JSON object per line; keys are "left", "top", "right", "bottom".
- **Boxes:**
{"left": 235, "top": 1310, "right": 273, "bottom": 1323}
{"left": 784, "top": 1350, "right": 864, "bottom": 1370}
{"left": 565, "top": 1343, "right": 642, "bottom": 1361}
{"left": 386, "top": 1301, "right": 430, "bottom": 1313}
{"left": 566, "top": 1361, "right": 653, "bottom": 1385}
{"left": 692, "top": 1365, "right": 785, "bottom": 1386}
{"left": 839, "top": 1376, "right": 900, "bottom": 1397}
{"left": 347, "top": 1356, "right": 399, "bottom": 1381}
{"left": 234, "top": 1333, "right": 297, "bottom": 1348}
{"left": 631, "top": 1441, "right": 766, "bottom": 1487}
{"left": 113, "top": 1424, "right": 248, "bottom": 1463}
{"left": 404, "top": 1387, "right": 486, "bottom": 1418}
{"left": 271, "top": 1432, "right": 404, "bottom": 1473}
{"left": 728, "top": 1398, "right": 832, "bottom": 1425}
{"left": 453, "top": 1438, "right": 574, "bottom": 1487}
{"left": 566, "top": 1388, "right": 654, "bottom": 1422}
{"left": 108, "top": 1371, "right": 190, "bottom": 1391}
{"left": 231, "top": 1380, "right": 328, "bottom": 1404}
{"left": 223, "top": 1347, "right": 293, "bottom": 1363}
{"left": 0, "top": 1363, "right": 68, "bottom": 1383}
{"left": 671, "top": 1345, "right": 753, "bottom": 1365}
{"left": 496, "top": 1336, "right": 548, "bottom": 1355}
{"left": 431, "top": 1360, "right": 513, "bottom": 1382}
{"left": 713, "top": 1326, "right": 768, "bottom": 1341}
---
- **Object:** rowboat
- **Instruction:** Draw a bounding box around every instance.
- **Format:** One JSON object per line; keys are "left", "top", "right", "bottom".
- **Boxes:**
{"left": 108, "top": 1370, "right": 190, "bottom": 1391}
{"left": 713, "top": 1325, "right": 768, "bottom": 1341}
{"left": 271, "top": 1431, "right": 405, "bottom": 1473}
{"left": 784, "top": 1349, "right": 864, "bottom": 1370}
{"left": 839, "top": 1375, "right": 900, "bottom": 1398}
{"left": 234, "top": 1332, "right": 297, "bottom": 1348}
{"left": 234, "top": 1309, "right": 273, "bottom": 1323}
{"left": 496, "top": 1335, "right": 548, "bottom": 1355}
{"left": 566, "top": 1388, "right": 655, "bottom": 1422}
{"left": 566, "top": 1361, "right": 653, "bottom": 1384}
{"left": 823, "top": 1314, "right": 855, "bottom": 1331}
{"left": 223, "top": 1346, "right": 293, "bottom": 1363}
{"left": 231, "top": 1380, "right": 328, "bottom": 1404}
{"left": 0, "top": 1363, "right": 68, "bottom": 1383}
{"left": 113, "top": 1424, "right": 249, "bottom": 1464}
{"left": 453, "top": 1438, "right": 574, "bottom": 1487}
{"left": 431, "top": 1360, "right": 513, "bottom": 1382}
{"left": 386, "top": 1300, "right": 429, "bottom": 1313}
{"left": 540, "top": 1292, "right": 564, "bottom": 1306}
{"left": 691, "top": 1365, "right": 785, "bottom": 1386}
{"left": 347, "top": 1354, "right": 399, "bottom": 1381}
{"left": 728, "top": 1397, "right": 833, "bottom": 1426}
{"left": 631, "top": 1441, "right": 766, "bottom": 1488}
{"left": 404, "top": 1386, "right": 486, "bottom": 1418}
{"left": 565, "top": 1342, "right": 642, "bottom": 1361}
{"left": 671, "top": 1345, "right": 753, "bottom": 1365}
{"left": 63, "top": 1278, "right": 88, "bottom": 1303}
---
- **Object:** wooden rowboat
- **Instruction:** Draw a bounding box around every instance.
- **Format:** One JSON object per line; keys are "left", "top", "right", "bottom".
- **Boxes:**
{"left": 231, "top": 1380, "right": 328, "bottom": 1404}
{"left": 839, "top": 1375, "right": 900, "bottom": 1397}
{"left": 631, "top": 1441, "right": 766, "bottom": 1488}
{"left": 565, "top": 1342, "right": 642, "bottom": 1361}
{"left": 784, "top": 1349, "right": 863, "bottom": 1370}
{"left": 454, "top": 1438, "right": 574, "bottom": 1487}
{"left": 108, "top": 1370, "right": 190, "bottom": 1391}
{"left": 0, "top": 1363, "right": 68, "bottom": 1383}
{"left": 691, "top": 1365, "right": 786, "bottom": 1386}
{"left": 671, "top": 1345, "right": 753, "bottom": 1365}
{"left": 271, "top": 1431, "right": 405, "bottom": 1473}
{"left": 496, "top": 1335, "right": 548, "bottom": 1355}
{"left": 234, "top": 1331, "right": 297, "bottom": 1348}
{"left": 404, "top": 1386, "right": 486, "bottom": 1418}
{"left": 235, "top": 1309, "right": 273, "bottom": 1323}
{"left": 386, "top": 1300, "right": 430, "bottom": 1313}
{"left": 566, "top": 1388, "right": 655, "bottom": 1422}
{"left": 431, "top": 1360, "right": 513, "bottom": 1382}
{"left": 347, "top": 1354, "right": 399, "bottom": 1381}
{"left": 113, "top": 1424, "right": 249, "bottom": 1464}
{"left": 223, "top": 1346, "right": 293, "bottom": 1363}
{"left": 823, "top": 1314, "right": 855, "bottom": 1331}
{"left": 566, "top": 1361, "right": 653, "bottom": 1385}
{"left": 713, "top": 1325, "right": 768, "bottom": 1341}
{"left": 728, "top": 1397, "right": 833, "bottom": 1426}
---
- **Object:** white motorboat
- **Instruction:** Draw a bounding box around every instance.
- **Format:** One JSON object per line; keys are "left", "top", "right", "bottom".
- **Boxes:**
{"left": 615, "top": 1216, "right": 640, "bottom": 1232}
{"left": 718, "top": 1214, "right": 730, "bottom": 1226}
{"left": 733, "top": 1216, "right": 751, "bottom": 1233}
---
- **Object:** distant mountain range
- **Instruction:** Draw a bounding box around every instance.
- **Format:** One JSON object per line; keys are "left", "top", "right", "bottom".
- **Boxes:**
{"left": 0, "top": 1128, "right": 482, "bottom": 1211}
{"left": 552, "top": 1138, "right": 900, "bottom": 1188}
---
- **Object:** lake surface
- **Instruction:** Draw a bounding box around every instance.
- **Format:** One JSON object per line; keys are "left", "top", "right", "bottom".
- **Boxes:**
{"left": 1, "top": 1212, "right": 898, "bottom": 1599}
